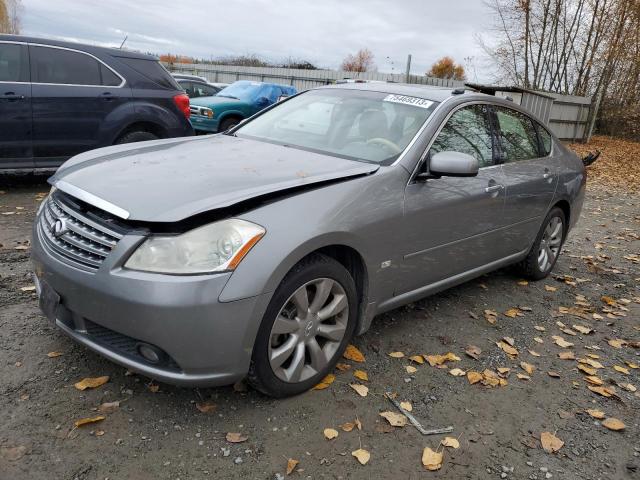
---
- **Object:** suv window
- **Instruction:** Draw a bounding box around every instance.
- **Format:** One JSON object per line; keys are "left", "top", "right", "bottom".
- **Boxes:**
{"left": 494, "top": 106, "right": 540, "bottom": 162}
{"left": 31, "top": 46, "right": 104, "bottom": 85}
{"left": 536, "top": 122, "right": 552, "bottom": 156}
{"left": 100, "top": 63, "right": 122, "bottom": 86}
{"left": 429, "top": 104, "right": 494, "bottom": 168}
{"left": 119, "top": 57, "right": 180, "bottom": 90}
{"left": 0, "top": 43, "right": 28, "bottom": 82}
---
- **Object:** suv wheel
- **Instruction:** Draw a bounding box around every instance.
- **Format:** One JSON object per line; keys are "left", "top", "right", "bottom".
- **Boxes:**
{"left": 115, "top": 131, "right": 158, "bottom": 145}
{"left": 248, "top": 254, "right": 357, "bottom": 397}
{"left": 517, "top": 207, "right": 566, "bottom": 280}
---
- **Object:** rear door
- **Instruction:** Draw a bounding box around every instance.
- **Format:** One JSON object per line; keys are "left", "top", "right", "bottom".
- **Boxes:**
{"left": 0, "top": 41, "right": 33, "bottom": 169}
{"left": 29, "top": 44, "right": 128, "bottom": 168}
{"left": 399, "top": 103, "right": 507, "bottom": 293}
{"left": 493, "top": 105, "right": 558, "bottom": 255}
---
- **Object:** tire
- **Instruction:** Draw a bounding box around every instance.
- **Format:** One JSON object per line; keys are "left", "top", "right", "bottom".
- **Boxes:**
{"left": 115, "top": 131, "right": 158, "bottom": 145}
{"left": 248, "top": 253, "right": 358, "bottom": 397}
{"left": 218, "top": 117, "right": 241, "bottom": 132}
{"left": 517, "top": 207, "right": 566, "bottom": 280}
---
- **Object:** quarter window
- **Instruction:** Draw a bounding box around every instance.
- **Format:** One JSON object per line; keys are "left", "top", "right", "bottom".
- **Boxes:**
{"left": 495, "top": 106, "right": 540, "bottom": 162}
{"left": 429, "top": 104, "right": 494, "bottom": 168}
{"left": 30, "top": 46, "right": 102, "bottom": 85}
{"left": 0, "top": 43, "right": 28, "bottom": 82}
{"left": 536, "top": 123, "right": 553, "bottom": 156}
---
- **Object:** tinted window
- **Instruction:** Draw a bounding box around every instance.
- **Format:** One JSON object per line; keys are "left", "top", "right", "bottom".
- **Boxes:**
{"left": 537, "top": 123, "right": 552, "bottom": 155}
{"left": 192, "top": 83, "right": 219, "bottom": 97}
{"left": 495, "top": 106, "right": 539, "bottom": 162}
{"left": 0, "top": 43, "right": 28, "bottom": 82}
{"left": 100, "top": 63, "right": 122, "bottom": 86}
{"left": 430, "top": 104, "right": 494, "bottom": 168}
{"left": 120, "top": 58, "right": 180, "bottom": 90}
{"left": 30, "top": 46, "right": 102, "bottom": 85}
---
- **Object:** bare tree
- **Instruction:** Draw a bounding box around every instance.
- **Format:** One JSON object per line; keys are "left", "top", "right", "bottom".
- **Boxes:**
{"left": 0, "top": 0, "right": 21, "bottom": 34}
{"left": 341, "top": 48, "right": 376, "bottom": 73}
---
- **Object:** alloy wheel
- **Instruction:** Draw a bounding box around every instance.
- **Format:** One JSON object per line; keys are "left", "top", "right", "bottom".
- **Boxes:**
{"left": 268, "top": 278, "right": 349, "bottom": 383}
{"left": 537, "top": 216, "right": 563, "bottom": 272}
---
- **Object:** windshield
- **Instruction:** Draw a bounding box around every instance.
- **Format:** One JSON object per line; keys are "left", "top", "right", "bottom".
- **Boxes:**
{"left": 234, "top": 89, "right": 438, "bottom": 165}
{"left": 216, "top": 81, "right": 264, "bottom": 101}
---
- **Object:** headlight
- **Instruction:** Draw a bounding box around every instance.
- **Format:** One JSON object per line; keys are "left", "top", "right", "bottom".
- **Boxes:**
{"left": 124, "top": 219, "right": 265, "bottom": 274}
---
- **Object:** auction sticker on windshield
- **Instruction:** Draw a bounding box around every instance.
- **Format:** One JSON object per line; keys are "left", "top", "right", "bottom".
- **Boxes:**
{"left": 384, "top": 94, "right": 434, "bottom": 109}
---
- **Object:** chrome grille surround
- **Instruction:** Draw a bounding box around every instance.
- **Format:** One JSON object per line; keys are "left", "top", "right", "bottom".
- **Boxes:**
{"left": 37, "top": 193, "right": 124, "bottom": 270}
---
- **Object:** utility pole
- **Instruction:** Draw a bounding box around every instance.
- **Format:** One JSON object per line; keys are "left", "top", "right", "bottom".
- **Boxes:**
{"left": 405, "top": 54, "right": 412, "bottom": 83}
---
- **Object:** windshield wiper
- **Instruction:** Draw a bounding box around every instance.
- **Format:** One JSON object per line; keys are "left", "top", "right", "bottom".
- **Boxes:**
{"left": 217, "top": 94, "right": 239, "bottom": 100}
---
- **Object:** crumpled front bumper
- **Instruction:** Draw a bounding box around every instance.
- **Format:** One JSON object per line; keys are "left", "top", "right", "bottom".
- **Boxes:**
{"left": 31, "top": 223, "right": 271, "bottom": 387}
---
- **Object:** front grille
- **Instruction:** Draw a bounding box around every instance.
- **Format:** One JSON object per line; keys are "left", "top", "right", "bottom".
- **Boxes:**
{"left": 38, "top": 193, "right": 124, "bottom": 269}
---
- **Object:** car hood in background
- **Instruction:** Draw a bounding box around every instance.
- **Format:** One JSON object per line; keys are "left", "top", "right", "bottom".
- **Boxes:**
{"left": 51, "top": 135, "right": 379, "bottom": 222}
{"left": 191, "top": 95, "right": 247, "bottom": 110}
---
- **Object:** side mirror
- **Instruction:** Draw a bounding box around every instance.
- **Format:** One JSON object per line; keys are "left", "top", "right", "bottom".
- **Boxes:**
{"left": 256, "top": 96, "right": 270, "bottom": 108}
{"left": 426, "top": 151, "right": 479, "bottom": 178}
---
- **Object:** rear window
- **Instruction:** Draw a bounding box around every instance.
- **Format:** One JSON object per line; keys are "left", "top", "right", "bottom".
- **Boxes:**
{"left": 119, "top": 58, "right": 180, "bottom": 90}
{"left": 0, "top": 43, "right": 28, "bottom": 82}
{"left": 31, "top": 46, "right": 102, "bottom": 85}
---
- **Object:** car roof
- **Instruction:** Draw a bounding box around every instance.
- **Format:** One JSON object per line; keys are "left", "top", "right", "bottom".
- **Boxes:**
{"left": 0, "top": 34, "right": 156, "bottom": 60}
{"left": 317, "top": 82, "right": 492, "bottom": 103}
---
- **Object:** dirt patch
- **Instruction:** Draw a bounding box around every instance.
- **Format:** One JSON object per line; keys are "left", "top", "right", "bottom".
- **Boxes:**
{"left": 0, "top": 175, "right": 638, "bottom": 479}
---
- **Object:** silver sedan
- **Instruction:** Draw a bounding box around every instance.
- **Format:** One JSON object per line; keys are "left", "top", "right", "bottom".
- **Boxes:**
{"left": 31, "top": 83, "right": 586, "bottom": 397}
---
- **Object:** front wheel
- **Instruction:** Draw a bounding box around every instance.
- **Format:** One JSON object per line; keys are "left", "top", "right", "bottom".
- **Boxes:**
{"left": 248, "top": 254, "right": 357, "bottom": 397}
{"left": 517, "top": 207, "right": 566, "bottom": 280}
{"left": 218, "top": 117, "right": 241, "bottom": 132}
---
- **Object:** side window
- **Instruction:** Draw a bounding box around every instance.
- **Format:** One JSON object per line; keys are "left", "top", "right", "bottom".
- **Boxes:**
{"left": 0, "top": 43, "right": 28, "bottom": 82}
{"left": 429, "top": 104, "right": 494, "bottom": 168}
{"left": 100, "top": 63, "right": 122, "bottom": 86}
{"left": 495, "top": 107, "right": 539, "bottom": 162}
{"left": 30, "top": 46, "right": 102, "bottom": 85}
{"left": 536, "top": 122, "right": 552, "bottom": 156}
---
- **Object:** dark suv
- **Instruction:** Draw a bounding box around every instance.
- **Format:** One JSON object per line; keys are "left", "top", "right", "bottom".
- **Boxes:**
{"left": 0, "top": 35, "right": 193, "bottom": 172}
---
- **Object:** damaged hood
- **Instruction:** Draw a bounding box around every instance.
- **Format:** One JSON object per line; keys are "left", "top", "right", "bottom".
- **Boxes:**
{"left": 51, "top": 135, "right": 379, "bottom": 222}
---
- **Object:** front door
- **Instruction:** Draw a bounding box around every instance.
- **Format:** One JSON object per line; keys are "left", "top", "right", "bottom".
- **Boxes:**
{"left": 492, "top": 106, "right": 558, "bottom": 255}
{"left": 29, "top": 44, "right": 127, "bottom": 168}
{"left": 399, "top": 104, "right": 507, "bottom": 294}
{"left": 0, "top": 42, "right": 33, "bottom": 169}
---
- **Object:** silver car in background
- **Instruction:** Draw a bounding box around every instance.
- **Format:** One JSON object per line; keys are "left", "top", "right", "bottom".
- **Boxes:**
{"left": 31, "top": 83, "right": 586, "bottom": 397}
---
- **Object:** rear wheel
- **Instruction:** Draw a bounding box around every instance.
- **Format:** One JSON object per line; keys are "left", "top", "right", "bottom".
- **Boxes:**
{"left": 115, "top": 131, "right": 158, "bottom": 145}
{"left": 248, "top": 254, "right": 357, "bottom": 397}
{"left": 517, "top": 207, "right": 566, "bottom": 280}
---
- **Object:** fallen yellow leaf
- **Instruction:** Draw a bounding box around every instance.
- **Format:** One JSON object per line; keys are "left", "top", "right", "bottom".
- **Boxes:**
{"left": 74, "top": 415, "right": 105, "bottom": 428}
{"left": 405, "top": 365, "right": 418, "bottom": 374}
{"left": 399, "top": 401, "right": 412, "bottom": 412}
{"left": 335, "top": 362, "right": 351, "bottom": 371}
{"left": 388, "top": 351, "right": 404, "bottom": 358}
{"left": 552, "top": 336, "right": 574, "bottom": 348}
{"left": 409, "top": 355, "right": 425, "bottom": 364}
{"left": 467, "top": 371, "right": 483, "bottom": 384}
{"left": 586, "top": 409, "right": 605, "bottom": 419}
{"left": 558, "top": 351, "right": 575, "bottom": 360}
{"left": 286, "top": 458, "right": 299, "bottom": 475}
{"left": 312, "top": 374, "right": 336, "bottom": 390}
{"left": 449, "top": 368, "right": 466, "bottom": 376}
{"left": 74, "top": 376, "right": 109, "bottom": 391}
{"left": 441, "top": 437, "right": 460, "bottom": 449}
{"left": 496, "top": 341, "right": 519, "bottom": 357}
{"left": 520, "top": 362, "right": 535, "bottom": 375}
{"left": 601, "top": 418, "right": 625, "bottom": 431}
{"left": 608, "top": 338, "right": 627, "bottom": 349}
{"left": 540, "top": 431, "right": 564, "bottom": 453}
{"left": 352, "top": 448, "right": 370, "bottom": 465}
{"left": 504, "top": 308, "right": 521, "bottom": 318}
{"left": 350, "top": 383, "right": 369, "bottom": 397}
{"left": 343, "top": 344, "right": 365, "bottom": 362}
{"left": 323, "top": 428, "right": 339, "bottom": 440}
{"left": 584, "top": 375, "right": 603, "bottom": 385}
{"left": 573, "top": 325, "right": 593, "bottom": 334}
{"left": 353, "top": 370, "right": 369, "bottom": 381}
{"left": 424, "top": 352, "right": 461, "bottom": 366}
{"left": 379, "top": 411, "right": 407, "bottom": 427}
{"left": 195, "top": 401, "right": 217, "bottom": 413}
{"left": 545, "top": 285, "right": 557, "bottom": 292}
{"left": 422, "top": 447, "right": 443, "bottom": 471}
{"left": 46, "top": 351, "right": 63, "bottom": 358}
{"left": 225, "top": 432, "right": 248, "bottom": 443}
{"left": 613, "top": 365, "right": 629, "bottom": 375}
{"left": 578, "top": 364, "right": 597, "bottom": 376}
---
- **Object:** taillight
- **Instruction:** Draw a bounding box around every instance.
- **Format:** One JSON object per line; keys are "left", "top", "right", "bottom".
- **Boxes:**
{"left": 173, "top": 93, "right": 190, "bottom": 119}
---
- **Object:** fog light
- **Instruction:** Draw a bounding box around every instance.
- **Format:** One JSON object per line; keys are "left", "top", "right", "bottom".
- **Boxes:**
{"left": 137, "top": 343, "right": 162, "bottom": 364}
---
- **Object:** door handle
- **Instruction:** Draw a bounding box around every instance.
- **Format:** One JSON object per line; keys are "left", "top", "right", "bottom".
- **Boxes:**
{"left": 1, "top": 92, "right": 25, "bottom": 100}
{"left": 485, "top": 184, "right": 504, "bottom": 193}
{"left": 101, "top": 92, "right": 114, "bottom": 101}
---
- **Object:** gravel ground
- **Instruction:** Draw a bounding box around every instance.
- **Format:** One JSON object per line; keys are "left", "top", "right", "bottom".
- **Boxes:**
{"left": 0, "top": 174, "right": 638, "bottom": 480}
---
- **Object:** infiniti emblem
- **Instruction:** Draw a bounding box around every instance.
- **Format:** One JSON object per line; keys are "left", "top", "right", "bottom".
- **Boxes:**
{"left": 52, "top": 218, "right": 68, "bottom": 238}
{"left": 304, "top": 320, "right": 314, "bottom": 337}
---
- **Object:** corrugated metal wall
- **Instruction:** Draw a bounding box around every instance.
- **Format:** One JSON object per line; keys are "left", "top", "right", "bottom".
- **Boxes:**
{"left": 169, "top": 62, "right": 591, "bottom": 141}
{"left": 167, "top": 62, "right": 465, "bottom": 90}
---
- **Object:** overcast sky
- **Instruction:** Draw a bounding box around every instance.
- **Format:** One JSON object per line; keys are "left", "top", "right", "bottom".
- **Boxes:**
{"left": 20, "top": 0, "right": 493, "bottom": 81}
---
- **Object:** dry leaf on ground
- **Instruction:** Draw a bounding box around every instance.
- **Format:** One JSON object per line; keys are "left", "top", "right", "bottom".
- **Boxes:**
{"left": 323, "top": 428, "right": 339, "bottom": 440}
{"left": 226, "top": 432, "right": 248, "bottom": 443}
{"left": 353, "top": 370, "right": 369, "bottom": 381}
{"left": 46, "top": 351, "right": 63, "bottom": 358}
{"left": 552, "top": 336, "right": 574, "bottom": 348}
{"left": 613, "top": 365, "right": 629, "bottom": 374}
{"left": 496, "top": 341, "right": 519, "bottom": 356}
{"left": 405, "top": 365, "right": 417, "bottom": 374}
{"left": 286, "top": 458, "right": 299, "bottom": 475}
{"left": 195, "top": 401, "right": 217, "bottom": 413}
{"left": 465, "top": 345, "right": 481, "bottom": 359}
{"left": 388, "top": 351, "right": 404, "bottom": 358}
{"left": 540, "top": 431, "right": 564, "bottom": 453}
{"left": 586, "top": 409, "right": 606, "bottom": 419}
{"left": 352, "top": 448, "right": 370, "bottom": 465}
{"left": 312, "top": 374, "right": 335, "bottom": 390}
{"left": 424, "top": 352, "right": 461, "bottom": 366}
{"left": 409, "top": 355, "right": 425, "bottom": 364}
{"left": 558, "top": 351, "right": 575, "bottom": 360}
{"left": 343, "top": 344, "right": 365, "bottom": 362}
{"left": 422, "top": 447, "right": 443, "bottom": 471}
{"left": 74, "top": 376, "right": 109, "bottom": 391}
{"left": 350, "top": 383, "right": 369, "bottom": 397}
{"left": 379, "top": 411, "right": 407, "bottom": 427}
{"left": 400, "top": 401, "right": 412, "bottom": 412}
{"left": 74, "top": 416, "right": 105, "bottom": 428}
{"left": 441, "top": 437, "right": 460, "bottom": 449}
{"left": 520, "top": 362, "right": 535, "bottom": 375}
{"left": 98, "top": 401, "right": 120, "bottom": 413}
{"left": 602, "top": 418, "right": 625, "bottom": 431}
{"left": 449, "top": 368, "right": 466, "bottom": 376}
